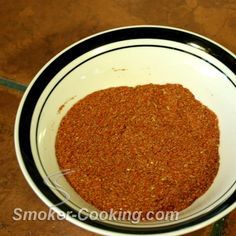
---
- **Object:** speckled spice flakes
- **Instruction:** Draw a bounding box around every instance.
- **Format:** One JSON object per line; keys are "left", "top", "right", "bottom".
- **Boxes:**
{"left": 56, "top": 84, "right": 219, "bottom": 215}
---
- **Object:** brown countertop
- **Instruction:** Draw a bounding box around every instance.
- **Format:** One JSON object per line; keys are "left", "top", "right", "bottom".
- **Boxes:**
{"left": 0, "top": 0, "right": 235, "bottom": 235}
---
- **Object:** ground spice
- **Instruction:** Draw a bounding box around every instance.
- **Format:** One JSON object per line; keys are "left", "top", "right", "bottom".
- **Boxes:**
{"left": 56, "top": 84, "right": 219, "bottom": 215}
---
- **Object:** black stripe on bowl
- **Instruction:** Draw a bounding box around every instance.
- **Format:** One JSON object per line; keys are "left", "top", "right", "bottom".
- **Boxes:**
{"left": 17, "top": 26, "right": 236, "bottom": 234}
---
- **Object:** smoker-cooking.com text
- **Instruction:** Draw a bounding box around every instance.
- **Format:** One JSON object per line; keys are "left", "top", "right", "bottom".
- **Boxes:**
{"left": 13, "top": 207, "right": 179, "bottom": 224}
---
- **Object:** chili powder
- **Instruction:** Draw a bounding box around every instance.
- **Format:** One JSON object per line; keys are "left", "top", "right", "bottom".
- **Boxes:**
{"left": 56, "top": 84, "right": 219, "bottom": 214}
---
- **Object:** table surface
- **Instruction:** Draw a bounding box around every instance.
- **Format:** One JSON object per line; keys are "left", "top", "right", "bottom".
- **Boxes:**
{"left": 0, "top": 0, "right": 235, "bottom": 235}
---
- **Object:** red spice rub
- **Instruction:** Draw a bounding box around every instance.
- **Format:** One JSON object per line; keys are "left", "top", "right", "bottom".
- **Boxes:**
{"left": 56, "top": 84, "right": 219, "bottom": 214}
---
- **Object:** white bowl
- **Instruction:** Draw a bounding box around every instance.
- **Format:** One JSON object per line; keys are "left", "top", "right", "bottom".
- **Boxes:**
{"left": 14, "top": 26, "right": 236, "bottom": 236}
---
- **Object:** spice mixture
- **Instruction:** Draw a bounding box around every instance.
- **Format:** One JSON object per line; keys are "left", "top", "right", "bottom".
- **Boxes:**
{"left": 56, "top": 84, "right": 219, "bottom": 214}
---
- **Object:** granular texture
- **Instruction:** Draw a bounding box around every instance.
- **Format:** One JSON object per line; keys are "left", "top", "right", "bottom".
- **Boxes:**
{"left": 56, "top": 84, "right": 219, "bottom": 214}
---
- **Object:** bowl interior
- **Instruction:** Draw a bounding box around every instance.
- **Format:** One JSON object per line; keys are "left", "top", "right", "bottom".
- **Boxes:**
{"left": 30, "top": 38, "right": 236, "bottom": 228}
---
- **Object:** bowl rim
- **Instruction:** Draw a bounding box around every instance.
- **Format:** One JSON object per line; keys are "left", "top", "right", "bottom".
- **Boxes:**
{"left": 14, "top": 25, "right": 236, "bottom": 236}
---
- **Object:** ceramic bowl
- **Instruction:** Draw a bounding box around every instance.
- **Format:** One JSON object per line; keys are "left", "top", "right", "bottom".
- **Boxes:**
{"left": 14, "top": 26, "right": 236, "bottom": 236}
